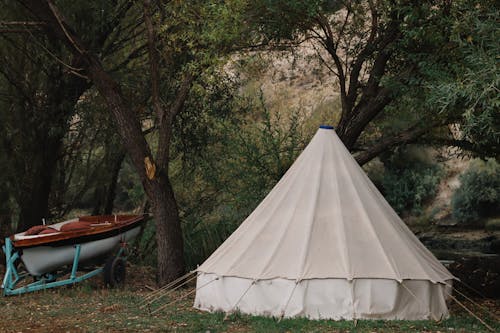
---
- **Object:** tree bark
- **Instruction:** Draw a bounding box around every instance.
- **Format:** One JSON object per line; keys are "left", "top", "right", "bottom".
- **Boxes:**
{"left": 340, "top": 88, "right": 392, "bottom": 150}
{"left": 146, "top": 175, "right": 185, "bottom": 282}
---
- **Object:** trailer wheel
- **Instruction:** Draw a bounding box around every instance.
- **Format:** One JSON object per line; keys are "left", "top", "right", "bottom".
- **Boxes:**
{"left": 104, "top": 255, "right": 126, "bottom": 288}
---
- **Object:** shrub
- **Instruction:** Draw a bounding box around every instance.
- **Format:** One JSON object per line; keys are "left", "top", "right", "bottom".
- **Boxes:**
{"left": 378, "top": 147, "right": 443, "bottom": 215}
{"left": 382, "top": 164, "right": 442, "bottom": 215}
{"left": 452, "top": 159, "right": 500, "bottom": 224}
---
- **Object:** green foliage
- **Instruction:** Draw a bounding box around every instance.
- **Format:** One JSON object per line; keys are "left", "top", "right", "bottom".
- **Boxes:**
{"left": 249, "top": 0, "right": 329, "bottom": 40}
{"left": 374, "top": 2, "right": 462, "bottom": 141}
{"left": 113, "top": 158, "right": 145, "bottom": 212}
{"left": 379, "top": 148, "right": 443, "bottom": 215}
{"left": 181, "top": 111, "right": 306, "bottom": 269}
{"left": 129, "top": 219, "right": 157, "bottom": 267}
{"left": 170, "top": 89, "right": 309, "bottom": 269}
{"left": 452, "top": 159, "right": 500, "bottom": 224}
{"left": 427, "top": 0, "right": 499, "bottom": 156}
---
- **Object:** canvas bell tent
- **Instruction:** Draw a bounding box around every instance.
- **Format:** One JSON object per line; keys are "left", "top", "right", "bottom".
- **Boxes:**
{"left": 194, "top": 125, "right": 455, "bottom": 320}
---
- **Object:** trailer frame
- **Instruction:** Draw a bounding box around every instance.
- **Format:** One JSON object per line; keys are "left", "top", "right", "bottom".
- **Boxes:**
{"left": 2, "top": 237, "right": 126, "bottom": 296}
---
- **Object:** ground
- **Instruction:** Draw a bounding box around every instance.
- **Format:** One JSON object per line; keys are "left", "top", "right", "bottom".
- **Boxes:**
{"left": 1, "top": 265, "right": 499, "bottom": 333}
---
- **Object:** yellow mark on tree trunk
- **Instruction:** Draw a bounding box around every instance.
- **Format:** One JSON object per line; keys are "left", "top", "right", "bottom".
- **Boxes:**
{"left": 144, "top": 156, "right": 156, "bottom": 180}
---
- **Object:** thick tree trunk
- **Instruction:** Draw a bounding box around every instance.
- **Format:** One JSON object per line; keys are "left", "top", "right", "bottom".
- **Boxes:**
{"left": 340, "top": 91, "right": 392, "bottom": 150}
{"left": 91, "top": 187, "right": 105, "bottom": 216}
{"left": 86, "top": 64, "right": 185, "bottom": 283}
{"left": 146, "top": 175, "right": 185, "bottom": 283}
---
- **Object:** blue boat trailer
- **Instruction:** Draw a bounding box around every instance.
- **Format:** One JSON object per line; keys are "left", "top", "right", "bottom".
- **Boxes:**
{"left": 1, "top": 237, "right": 126, "bottom": 296}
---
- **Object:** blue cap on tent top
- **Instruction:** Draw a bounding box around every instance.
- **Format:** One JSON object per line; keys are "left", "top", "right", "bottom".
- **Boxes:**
{"left": 319, "top": 125, "right": 334, "bottom": 130}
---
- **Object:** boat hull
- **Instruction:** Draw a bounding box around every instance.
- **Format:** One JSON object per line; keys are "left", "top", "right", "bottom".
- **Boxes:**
{"left": 20, "top": 226, "right": 141, "bottom": 276}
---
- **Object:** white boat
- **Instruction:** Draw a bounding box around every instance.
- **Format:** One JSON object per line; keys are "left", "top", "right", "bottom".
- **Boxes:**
{"left": 11, "top": 215, "right": 144, "bottom": 276}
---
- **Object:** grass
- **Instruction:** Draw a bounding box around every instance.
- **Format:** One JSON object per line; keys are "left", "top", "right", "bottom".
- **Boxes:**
{"left": 0, "top": 267, "right": 499, "bottom": 332}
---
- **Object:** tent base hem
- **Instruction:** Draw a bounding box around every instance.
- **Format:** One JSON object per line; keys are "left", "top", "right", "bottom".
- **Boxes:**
{"left": 194, "top": 273, "right": 452, "bottom": 321}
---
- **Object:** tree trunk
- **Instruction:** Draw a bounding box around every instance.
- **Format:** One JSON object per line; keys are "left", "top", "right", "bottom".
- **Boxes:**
{"left": 0, "top": 190, "right": 13, "bottom": 239}
{"left": 16, "top": 136, "right": 62, "bottom": 232}
{"left": 92, "top": 149, "right": 125, "bottom": 215}
{"left": 104, "top": 151, "right": 125, "bottom": 215}
{"left": 17, "top": 180, "right": 50, "bottom": 232}
{"left": 146, "top": 175, "right": 185, "bottom": 282}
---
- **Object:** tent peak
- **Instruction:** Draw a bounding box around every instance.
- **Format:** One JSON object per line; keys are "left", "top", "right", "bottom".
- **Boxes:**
{"left": 319, "top": 125, "right": 334, "bottom": 130}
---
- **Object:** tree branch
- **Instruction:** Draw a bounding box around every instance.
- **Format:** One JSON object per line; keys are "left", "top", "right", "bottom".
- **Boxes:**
{"left": 345, "top": 1, "right": 378, "bottom": 112}
{"left": 315, "top": 14, "right": 347, "bottom": 114}
{"left": 354, "top": 125, "right": 433, "bottom": 165}
{"left": 46, "top": 0, "right": 84, "bottom": 54}
{"left": 342, "top": 86, "right": 392, "bottom": 149}
{"left": 0, "top": 21, "right": 46, "bottom": 33}
{"left": 0, "top": 29, "right": 42, "bottom": 33}
{"left": 156, "top": 73, "right": 194, "bottom": 170}
{"left": 109, "top": 43, "right": 148, "bottom": 73}
{"left": 100, "top": 1, "right": 141, "bottom": 57}
{"left": 143, "top": 0, "right": 163, "bottom": 123}
{"left": 168, "top": 73, "right": 194, "bottom": 121}
{"left": 0, "top": 21, "right": 46, "bottom": 26}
